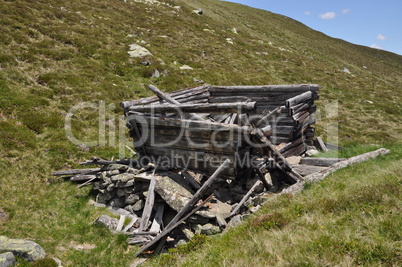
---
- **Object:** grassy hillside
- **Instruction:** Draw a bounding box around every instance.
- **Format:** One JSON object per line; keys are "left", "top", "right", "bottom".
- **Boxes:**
{"left": 0, "top": 0, "right": 401, "bottom": 266}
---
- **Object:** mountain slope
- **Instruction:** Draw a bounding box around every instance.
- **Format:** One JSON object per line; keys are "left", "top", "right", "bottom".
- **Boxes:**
{"left": 0, "top": 0, "right": 401, "bottom": 265}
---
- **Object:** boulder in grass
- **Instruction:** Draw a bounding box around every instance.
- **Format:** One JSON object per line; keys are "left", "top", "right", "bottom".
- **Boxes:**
{"left": 0, "top": 252, "right": 15, "bottom": 267}
{"left": 0, "top": 236, "right": 46, "bottom": 262}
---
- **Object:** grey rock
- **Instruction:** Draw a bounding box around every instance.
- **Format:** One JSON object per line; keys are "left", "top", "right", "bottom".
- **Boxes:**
{"left": 93, "top": 215, "right": 119, "bottom": 231}
{"left": 193, "top": 224, "right": 202, "bottom": 234}
{"left": 107, "top": 169, "right": 120, "bottom": 176}
{"left": 125, "top": 194, "right": 140, "bottom": 205}
{"left": 306, "top": 149, "right": 319, "bottom": 157}
{"left": 0, "top": 236, "right": 46, "bottom": 262}
{"left": 0, "top": 252, "right": 15, "bottom": 267}
{"left": 226, "top": 214, "right": 243, "bottom": 230}
{"left": 207, "top": 200, "right": 232, "bottom": 219}
{"left": 128, "top": 44, "right": 152, "bottom": 58}
{"left": 155, "top": 174, "right": 193, "bottom": 212}
{"left": 132, "top": 199, "right": 144, "bottom": 211}
{"left": 215, "top": 215, "right": 227, "bottom": 228}
{"left": 96, "top": 190, "right": 116, "bottom": 204}
{"left": 176, "top": 239, "right": 187, "bottom": 246}
{"left": 188, "top": 214, "right": 209, "bottom": 225}
{"left": 200, "top": 224, "right": 221, "bottom": 235}
{"left": 151, "top": 69, "right": 160, "bottom": 78}
{"left": 193, "top": 8, "right": 203, "bottom": 15}
{"left": 182, "top": 228, "right": 194, "bottom": 240}
{"left": 111, "top": 173, "right": 136, "bottom": 183}
{"left": 109, "top": 197, "right": 126, "bottom": 208}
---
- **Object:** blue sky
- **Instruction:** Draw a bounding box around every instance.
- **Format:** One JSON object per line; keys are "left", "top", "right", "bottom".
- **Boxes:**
{"left": 225, "top": 0, "right": 402, "bottom": 55}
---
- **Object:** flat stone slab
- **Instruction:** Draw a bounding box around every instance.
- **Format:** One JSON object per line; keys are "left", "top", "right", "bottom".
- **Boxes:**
{"left": 0, "top": 236, "right": 46, "bottom": 262}
{"left": 155, "top": 174, "right": 193, "bottom": 212}
{"left": 0, "top": 252, "right": 15, "bottom": 267}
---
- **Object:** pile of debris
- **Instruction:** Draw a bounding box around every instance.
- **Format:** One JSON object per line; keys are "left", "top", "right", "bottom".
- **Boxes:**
{"left": 54, "top": 84, "right": 335, "bottom": 255}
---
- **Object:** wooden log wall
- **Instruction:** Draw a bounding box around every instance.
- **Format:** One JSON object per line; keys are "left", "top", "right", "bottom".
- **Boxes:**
{"left": 121, "top": 84, "right": 320, "bottom": 181}
{"left": 208, "top": 84, "right": 320, "bottom": 146}
{"left": 125, "top": 114, "right": 252, "bottom": 179}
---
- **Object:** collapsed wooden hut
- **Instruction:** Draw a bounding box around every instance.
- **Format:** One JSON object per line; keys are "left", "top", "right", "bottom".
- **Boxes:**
{"left": 120, "top": 84, "right": 319, "bottom": 188}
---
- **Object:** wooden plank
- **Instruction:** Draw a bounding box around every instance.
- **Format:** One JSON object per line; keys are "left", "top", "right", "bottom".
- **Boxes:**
{"left": 149, "top": 204, "right": 164, "bottom": 233}
{"left": 51, "top": 168, "right": 101, "bottom": 176}
{"left": 209, "top": 84, "right": 320, "bottom": 93}
{"left": 299, "top": 157, "right": 347, "bottom": 167}
{"left": 125, "top": 113, "right": 252, "bottom": 133}
{"left": 135, "top": 160, "right": 230, "bottom": 256}
{"left": 147, "top": 85, "right": 204, "bottom": 121}
{"left": 316, "top": 136, "right": 329, "bottom": 152}
{"left": 138, "top": 173, "right": 157, "bottom": 232}
{"left": 255, "top": 106, "right": 285, "bottom": 127}
{"left": 134, "top": 194, "right": 213, "bottom": 256}
{"left": 116, "top": 215, "right": 126, "bottom": 232}
{"left": 230, "top": 180, "right": 262, "bottom": 217}
{"left": 128, "top": 102, "right": 256, "bottom": 114}
{"left": 291, "top": 164, "right": 327, "bottom": 176}
{"left": 285, "top": 91, "right": 312, "bottom": 108}
{"left": 182, "top": 171, "right": 201, "bottom": 190}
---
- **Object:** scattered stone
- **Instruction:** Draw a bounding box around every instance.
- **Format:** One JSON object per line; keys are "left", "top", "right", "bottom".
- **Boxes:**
{"left": 125, "top": 194, "right": 140, "bottom": 205}
{"left": 305, "top": 149, "right": 319, "bottom": 157}
{"left": 200, "top": 223, "right": 221, "bottom": 235}
{"left": 179, "top": 65, "right": 193, "bottom": 70}
{"left": 0, "top": 252, "right": 15, "bottom": 267}
{"left": 173, "top": 6, "right": 181, "bottom": 11}
{"left": 207, "top": 200, "right": 232, "bottom": 219}
{"left": 193, "top": 78, "right": 204, "bottom": 84}
{"left": 110, "top": 197, "right": 126, "bottom": 208}
{"left": 225, "top": 215, "right": 243, "bottom": 230}
{"left": 249, "top": 205, "right": 261, "bottom": 213}
{"left": 0, "top": 236, "right": 46, "bottom": 262}
{"left": 132, "top": 199, "right": 145, "bottom": 211}
{"left": 341, "top": 67, "right": 351, "bottom": 74}
{"left": 93, "top": 215, "right": 119, "bottom": 231}
{"left": 151, "top": 69, "right": 160, "bottom": 78}
{"left": 128, "top": 44, "right": 152, "bottom": 58}
{"left": 182, "top": 228, "right": 194, "bottom": 240}
{"left": 193, "top": 8, "right": 203, "bottom": 15}
{"left": 231, "top": 28, "right": 238, "bottom": 34}
{"left": 226, "top": 38, "right": 234, "bottom": 45}
{"left": 70, "top": 242, "right": 96, "bottom": 251}
{"left": 363, "top": 100, "right": 374, "bottom": 104}
{"left": 287, "top": 156, "right": 301, "bottom": 165}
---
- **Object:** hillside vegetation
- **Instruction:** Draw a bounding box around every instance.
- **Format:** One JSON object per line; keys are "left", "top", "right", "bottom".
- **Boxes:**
{"left": 0, "top": 0, "right": 401, "bottom": 266}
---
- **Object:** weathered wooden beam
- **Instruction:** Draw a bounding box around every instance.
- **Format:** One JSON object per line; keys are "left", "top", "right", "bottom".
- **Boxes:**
{"left": 315, "top": 136, "right": 329, "bottom": 152}
{"left": 230, "top": 180, "right": 262, "bottom": 217}
{"left": 281, "top": 148, "right": 391, "bottom": 196}
{"left": 120, "top": 85, "right": 210, "bottom": 109}
{"left": 285, "top": 91, "right": 312, "bottom": 108}
{"left": 299, "top": 157, "right": 347, "bottom": 167}
{"left": 255, "top": 106, "right": 285, "bottom": 128}
{"left": 138, "top": 173, "right": 157, "bottom": 232}
{"left": 148, "top": 85, "right": 204, "bottom": 121}
{"left": 128, "top": 102, "right": 256, "bottom": 114}
{"left": 134, "top": 194, "right": 214, "bottom": 256}
{"left": 126, "top": 113, "right": 252, "bottom": 133}
{"left": 52, "top": 168, "right": 101, "bottom": 176}
{"left": 209, "top": 84, "right": 320, "bottom": 93}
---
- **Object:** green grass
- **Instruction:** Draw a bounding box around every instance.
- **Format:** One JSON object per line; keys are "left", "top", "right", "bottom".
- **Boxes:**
{"left": 147, "top": 144, "right": 402, "bottom": 266}
{"left": 0, "top": 0, "right": 401, "bottom": 266}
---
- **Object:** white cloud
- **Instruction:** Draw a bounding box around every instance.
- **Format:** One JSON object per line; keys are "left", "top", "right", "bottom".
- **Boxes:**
{"left": 370, "top": 44, "right": 383, "bottom": 50}
{"left": 304, "top": 11, "right": 311, "bottom": 15}
{"left": 376, "top": 34, "right": 387, "bottom": 41}
{"left": 342, "top": 9, "right": 350, "bottom": 14}
{"left": 319, "top": 12, "right": 337, "bottom": 20}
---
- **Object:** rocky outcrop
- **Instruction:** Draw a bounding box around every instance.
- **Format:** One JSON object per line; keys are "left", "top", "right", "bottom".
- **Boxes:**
{"left": 0, "top": 236, "right": 46, "bottom": 262}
